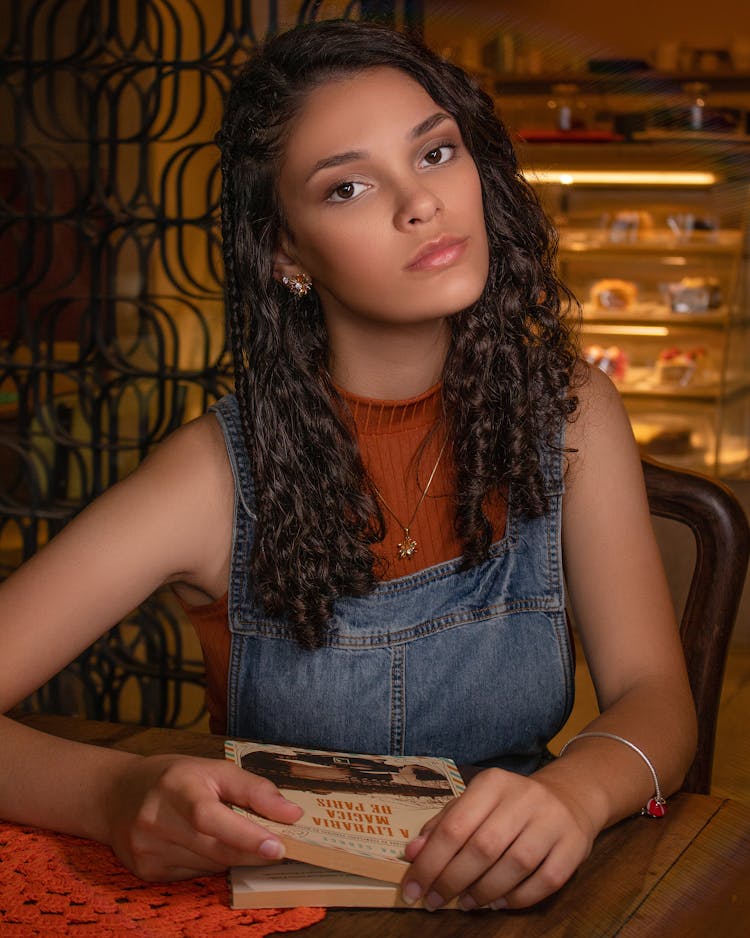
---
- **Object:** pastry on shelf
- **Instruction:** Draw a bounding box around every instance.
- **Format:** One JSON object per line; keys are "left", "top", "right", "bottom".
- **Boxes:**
{"left": 583, "top": 344, "right": 628, "bottom": 380}
{"left": 662, "top": 277, "right": 722, "bottom": 313}
{"left": 654, "top": 346, "right": 708, "bottom": 386}
{"left": 590, "top": 278, "right": 638, "bottom": 311}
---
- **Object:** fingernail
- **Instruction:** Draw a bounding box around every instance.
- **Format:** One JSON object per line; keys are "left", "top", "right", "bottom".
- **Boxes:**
{"left": 258, "top": 839, "right": 285, "bottom": 859}
{"left": 401, "top": 880, "right": 422, "bottom": 905}
{"left": 490, "top": 897, "right": 508, "bottom": 910}
{"left": 458, "top": 894, "right": 478, "bottom": 911}
{"left": 424, "top": 889, "right": 444, "bottom": 911}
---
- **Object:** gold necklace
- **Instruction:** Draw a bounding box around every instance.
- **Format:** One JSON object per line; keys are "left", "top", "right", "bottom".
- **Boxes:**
{"left": 372, "top": 437, "right": 449, "bottom": 560}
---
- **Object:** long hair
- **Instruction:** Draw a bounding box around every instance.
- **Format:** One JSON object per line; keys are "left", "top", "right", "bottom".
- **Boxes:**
{"left": 216, "top": 20, "right": 580, "bottom": 648}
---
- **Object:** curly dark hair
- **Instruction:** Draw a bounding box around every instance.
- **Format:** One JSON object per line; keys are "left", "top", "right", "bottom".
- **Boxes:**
{"left": 216, "top": 19, "right": 580, "bottom": 648}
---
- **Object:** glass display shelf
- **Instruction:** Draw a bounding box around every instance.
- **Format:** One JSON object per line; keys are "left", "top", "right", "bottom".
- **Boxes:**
{"left": 525, "top": 140, "right": 750, "bottom": 477}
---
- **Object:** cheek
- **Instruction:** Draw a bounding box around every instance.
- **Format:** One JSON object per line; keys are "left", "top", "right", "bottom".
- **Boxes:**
{"left": 467, "top": 173, "right": 488, "bottom": 232}
{"left": 301, "top": 216, "right": 394, "bottom": 283}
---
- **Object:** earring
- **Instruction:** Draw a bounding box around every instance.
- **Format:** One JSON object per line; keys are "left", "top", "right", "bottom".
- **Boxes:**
{"left": 281, "top": 273, "right": 312, "bottom": 298}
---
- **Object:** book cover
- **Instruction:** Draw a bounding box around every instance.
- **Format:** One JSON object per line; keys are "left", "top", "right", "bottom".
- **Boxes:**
{"left": 224, "top": 740, "right": 465, "bottom": 909}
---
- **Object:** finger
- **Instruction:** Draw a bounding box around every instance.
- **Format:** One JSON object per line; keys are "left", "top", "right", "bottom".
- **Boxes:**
{"left": 202, "top": 808, "right": 297, "bottom": 864}
{"left": 185, "top": 761, "right": 304, "bottom": 821}
{"left": 175, "top": 794, "right": 295, "bottom": 861}
{"left": 418, "top": 799, "right": 455, "bottom": 837}
{"left": 403, "top": 833, "right": 428, "bottom": 861}
{"left": 404, "top": 802, "right": 453, "bottom": 861}
{"left": 422, "top": 806, "right": 526, "bottom": 910}
{"left": 152, "top": 763, "right": 302, "bottom": 862}
{"left": 129, "top": 793, "right": 295, "bottom": 874}
{"left": 465, "top": 816, "right": 591, "bottom": 910}
{"left": 458, "top": 820, "right": 554, "bottom": 910}
{"left": 208, "top": 762, "right": 305, "bottom": 823}
{"left": 185, "top": 830, "right": 292, "bottom": 870}
{"left": 500, "top": 839, "right": 586, "bottom": 909}
{"left": 400, "top": 792, "right": 495, "bottom": 907}
{"left": 116, "top": 824, "right": 228, "bottom": 882}
{"left": 158, "top": 757, "right": 303, "bottom": 822}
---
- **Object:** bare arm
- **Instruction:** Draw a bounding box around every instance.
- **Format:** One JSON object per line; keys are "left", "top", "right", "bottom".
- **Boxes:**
{"left": 533, "top": 364, "right": 697, "bottom": 828}
{"left": 0, "top": 415, "right": 302, "bottom": 878}
{"left": 402, "top": 365, "right": 697, "bottom": 910}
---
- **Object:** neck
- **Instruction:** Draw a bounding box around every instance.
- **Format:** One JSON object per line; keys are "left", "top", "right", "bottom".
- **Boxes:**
{"left": 327, "top": 316, "right": 450, "bottom": 400}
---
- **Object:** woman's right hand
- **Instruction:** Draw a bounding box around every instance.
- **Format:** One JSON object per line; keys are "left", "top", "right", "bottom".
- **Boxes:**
{"left": 106, "top": 754, "right": 304, "bottom": 881}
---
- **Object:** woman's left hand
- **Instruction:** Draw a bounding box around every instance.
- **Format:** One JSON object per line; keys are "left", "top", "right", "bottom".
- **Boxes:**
{"left": 401, "top": 767, "right": 596, "bottom": 911}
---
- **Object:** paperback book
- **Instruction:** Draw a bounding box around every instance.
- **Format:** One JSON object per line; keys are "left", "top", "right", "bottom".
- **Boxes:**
{"left": 224, "top": 739, "right": 466, "bottom": 909}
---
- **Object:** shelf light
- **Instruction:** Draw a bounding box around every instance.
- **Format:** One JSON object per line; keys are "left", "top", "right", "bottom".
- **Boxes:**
{"left": 581, "top": 324, "right": 670, "bottom": 337}
{"left": 525, "top": 170, "right": 717, "bottom": 187}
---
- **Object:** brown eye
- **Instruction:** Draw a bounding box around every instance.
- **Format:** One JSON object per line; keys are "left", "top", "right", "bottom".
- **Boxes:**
{"left": 420, "top": 144, "right": 455, "bottom": 168}
{"left": 328, "top": 180, "right": 368, "bottom": 203}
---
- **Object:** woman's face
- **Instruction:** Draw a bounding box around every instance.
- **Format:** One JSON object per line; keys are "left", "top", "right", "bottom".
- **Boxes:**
{"left": 274, "top": 67, "right": 489, "bottom": 332}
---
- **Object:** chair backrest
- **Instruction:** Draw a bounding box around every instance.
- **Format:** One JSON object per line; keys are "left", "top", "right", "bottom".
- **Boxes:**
{"left": 641, "top": 457, "right": 750, "bottom": 794}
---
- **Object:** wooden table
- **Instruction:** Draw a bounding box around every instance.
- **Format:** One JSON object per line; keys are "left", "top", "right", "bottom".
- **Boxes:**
{"left": 16, "top": 713, "right": 750, "bottom": 937}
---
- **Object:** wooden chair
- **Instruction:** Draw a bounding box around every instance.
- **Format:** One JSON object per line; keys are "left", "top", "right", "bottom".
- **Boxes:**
{"left": 642, "top": 456, "right": 750, "bottom": 794}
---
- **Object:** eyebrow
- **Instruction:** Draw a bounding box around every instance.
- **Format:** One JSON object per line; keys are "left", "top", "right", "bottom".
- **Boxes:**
{"left": 305, "top": 112, "right": 453, "bottom": 182}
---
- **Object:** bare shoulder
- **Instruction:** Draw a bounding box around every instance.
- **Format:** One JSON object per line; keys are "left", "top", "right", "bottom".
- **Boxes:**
{"left": 564, "top": 361, "right": 643, "bottom": 499}
{"left": 138, "top": 410, "right": 230, "bottom": 487}
{"left": 561, "top": 360, "right": 660, "bottom": 639}
{"left": 565, "top": 361, "right": 634, "bottom": 454}
{"left": 120, "top": 410, "right": 234, "bottom": 548}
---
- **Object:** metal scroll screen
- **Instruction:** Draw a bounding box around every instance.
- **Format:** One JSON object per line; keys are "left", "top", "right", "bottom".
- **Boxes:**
{"left": 0, "top": 1, "right": 423, "bottom": 726}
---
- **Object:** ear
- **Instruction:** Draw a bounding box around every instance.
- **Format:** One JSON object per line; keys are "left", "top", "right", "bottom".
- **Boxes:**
{"left": 271, "top": 236, "right": 308, "bottom": 284}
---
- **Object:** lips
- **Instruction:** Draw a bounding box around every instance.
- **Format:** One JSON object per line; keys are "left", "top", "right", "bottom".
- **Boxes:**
{"left": 406, "top": 236, "right": 468, "bottom": 271}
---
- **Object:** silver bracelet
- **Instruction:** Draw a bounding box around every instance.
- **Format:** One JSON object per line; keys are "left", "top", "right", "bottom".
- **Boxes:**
{"left": 558, "top": 731, "right": 667, "bottom": 818}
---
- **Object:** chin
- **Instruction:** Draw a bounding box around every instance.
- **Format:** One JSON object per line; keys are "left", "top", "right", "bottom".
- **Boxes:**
{"left": 430, "top": 281, "right": 487, "bottom": 317}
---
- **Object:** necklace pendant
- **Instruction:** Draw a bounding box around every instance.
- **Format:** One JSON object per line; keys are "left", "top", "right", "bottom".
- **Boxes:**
{"left": 397, "top": 530, "right": 418, "bottom": 559}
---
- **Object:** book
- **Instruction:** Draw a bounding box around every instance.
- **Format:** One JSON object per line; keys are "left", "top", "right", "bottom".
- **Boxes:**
{"left": 224, "top": 739, "right": 466, "bottom": 909}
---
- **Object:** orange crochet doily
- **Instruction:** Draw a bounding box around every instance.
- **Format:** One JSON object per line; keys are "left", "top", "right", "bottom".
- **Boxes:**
{"left": 0, "top": 821, "right": 326, "bottom": 936}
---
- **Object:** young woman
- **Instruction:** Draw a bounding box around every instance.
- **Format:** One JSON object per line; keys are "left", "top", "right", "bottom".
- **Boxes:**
{"left": 0, "top": 20, "right": 696, "bottom": 912}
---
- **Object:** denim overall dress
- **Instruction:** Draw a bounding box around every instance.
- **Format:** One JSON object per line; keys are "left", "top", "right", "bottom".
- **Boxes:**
{"left": 211, "top": 395, "right": 574, "bottom": 775}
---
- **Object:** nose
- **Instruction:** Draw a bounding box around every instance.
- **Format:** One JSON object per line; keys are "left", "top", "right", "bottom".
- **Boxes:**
{"left": 393, "top": 181, "right": 443, "bottom": 231}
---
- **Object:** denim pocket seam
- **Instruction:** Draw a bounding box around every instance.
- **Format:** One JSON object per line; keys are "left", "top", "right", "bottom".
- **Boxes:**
{"left": 230, "top": 595, "right": 565, "bottom": 646}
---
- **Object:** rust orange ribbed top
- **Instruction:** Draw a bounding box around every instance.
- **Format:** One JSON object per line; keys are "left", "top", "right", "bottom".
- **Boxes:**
{"left": 180, "top": 385, "right": 508, "bottom": 733}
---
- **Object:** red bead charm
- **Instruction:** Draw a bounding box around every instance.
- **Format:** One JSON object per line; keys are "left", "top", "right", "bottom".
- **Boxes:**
{"left": 644, "top": 797, "right": 667, "bottom": 818}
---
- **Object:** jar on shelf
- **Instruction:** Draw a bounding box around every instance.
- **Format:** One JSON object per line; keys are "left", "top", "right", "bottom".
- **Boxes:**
{"left": 548, "top": 83, "right": 582, "bottom": 131}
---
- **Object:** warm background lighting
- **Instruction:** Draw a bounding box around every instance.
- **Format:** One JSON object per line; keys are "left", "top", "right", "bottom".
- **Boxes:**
{"left": 524, "top": 170, "right": 718, "bottom": 186}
